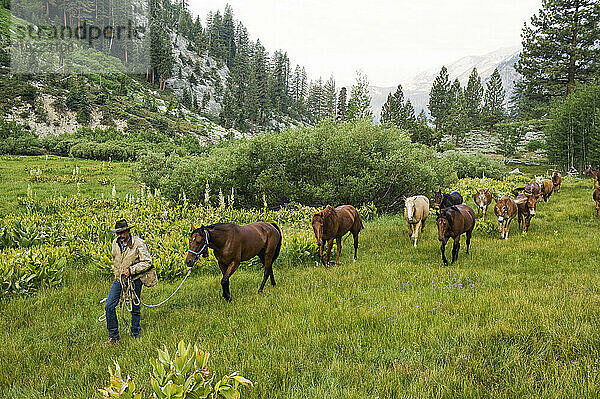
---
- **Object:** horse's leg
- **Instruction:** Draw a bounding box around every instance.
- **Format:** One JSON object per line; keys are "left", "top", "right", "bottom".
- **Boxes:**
{"left": 318, "top": 240, "right": 325, "bottom": 265}
{"left": 451, "top": 236, "right": 460, "bottom": 264}
{"left": 482, "top": 205, "right": 487, "bottom": 220}
{"left": 352, "top": 231, "right": 359, "bottom": 261}
{"left": 505, "top": 219, "right": 511, "bottom": 240}
{"left": 258, "top": 253, "right": 269, "bottom": 293}
{"left": 334, "top": 237, "right": 342, "bottom": 266}
{"left": 466, "top": 230, "right": 472, "bottom": 254}
{"left": 440, "top": 240, "right": 448, "bottom": 266}
{"left": 413, "top": 221, "right": 421, "bottom": 248}
{"left": 221, "top": 261, "right": 239, "bottom": 302}
{"left": 324, "top": 239, "right": 334, "bottom": 268}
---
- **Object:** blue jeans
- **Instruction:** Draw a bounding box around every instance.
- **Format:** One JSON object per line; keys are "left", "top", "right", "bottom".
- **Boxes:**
{"left": 105, "top": 278, "right": 142, "bottom": 339}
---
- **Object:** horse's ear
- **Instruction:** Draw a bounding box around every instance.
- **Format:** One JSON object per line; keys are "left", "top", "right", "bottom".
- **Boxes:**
{"left": 191, "top": 223, "right": 195, "bottom": 232}
{"left": 493, "top": 197, "right": 498, "bottom": 202}
{"left": 402, "top": 196, "right": 406, "bottom": 201}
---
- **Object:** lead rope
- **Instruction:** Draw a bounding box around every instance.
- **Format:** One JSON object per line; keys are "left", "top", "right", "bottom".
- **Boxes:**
{"left": 98, "top": 229, "right": 208, "bottom": 322}
{"left": 98, "top": 268, "right": 192, "bottom": 322}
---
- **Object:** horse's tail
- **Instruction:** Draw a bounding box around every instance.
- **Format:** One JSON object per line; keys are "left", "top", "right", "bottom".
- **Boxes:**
{"left": 356, "top": 211, "right": 364, "bottom": 231}
{"left": 270, "top": 222, "right": 283, "bottom": 262}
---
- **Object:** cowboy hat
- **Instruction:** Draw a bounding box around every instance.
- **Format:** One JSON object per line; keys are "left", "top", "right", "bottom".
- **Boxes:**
{"left": 109, "top": 219, "right": 134, "bottom": 233}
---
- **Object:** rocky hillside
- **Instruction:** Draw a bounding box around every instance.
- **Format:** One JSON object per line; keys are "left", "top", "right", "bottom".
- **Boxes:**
{"left": 0, "top": 6, "right": 248, "bottom": 143}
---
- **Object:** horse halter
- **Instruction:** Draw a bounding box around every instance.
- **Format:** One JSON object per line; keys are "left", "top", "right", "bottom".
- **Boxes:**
{"left": 188, "top": 229, "right": 210, "bottom": 258}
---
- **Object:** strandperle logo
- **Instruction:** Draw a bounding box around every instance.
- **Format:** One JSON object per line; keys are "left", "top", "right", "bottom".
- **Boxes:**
{"left": 10, "top": 0, "right": 150, "bottom": 74}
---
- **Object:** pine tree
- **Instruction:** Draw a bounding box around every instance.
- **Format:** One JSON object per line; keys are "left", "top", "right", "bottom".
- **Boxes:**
{"left": 307, "top": 78, "right": 324, "bottom": 122}
{"left": 483, "top": 68, "right": 506, "bottom": 134}
{"left": 381, "top": 84, "right": 414, "bottom": 129}
{"left": 323, "top": 76, "right": 337, "bottom": 118}
{"left": 337, "top": 87, "right": 347, "bottom": 121}
{"left": 446, "top": 88, "right": 469, "bottom": 146}
{"left": 410, "top": 110, "right": 438, "bottom": 146}
{"left": 221, "top": 5, "right": 236, "bottom": 68}
{"left": 516, "top": 0, "right": 600, "bottom": 111}
{"left": 347, "top": 71, "right": 372, "bottom": 121}
{"left": 428, "top": 66, "right": 451, "bottom": 130}
{"left": 401, "top": 100, "right": 416, "bottom": 129}
{"left": 250, "top": 40, "right": 270, "bottom": 126}
{"left": 381, "top": 92, "right": 399, "bottom": 127}
{"left": 465, "top": 68, "right": 484, "bottom": 127}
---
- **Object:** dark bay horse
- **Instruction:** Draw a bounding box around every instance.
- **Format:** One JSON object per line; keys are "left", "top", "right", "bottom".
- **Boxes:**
{"left": 434, "top": 190, "right": 463, "bottom": 210}
{"left": 312, "top": 205, "right": 363, "bottom": 267}
{"left": 436, "top": 204, "right": 475, "bottom": 266}
{"left": 185, "top": 222, "right": 282, "bottom": 301}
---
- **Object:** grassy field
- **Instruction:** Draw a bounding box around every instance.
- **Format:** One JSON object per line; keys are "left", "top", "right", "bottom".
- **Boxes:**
{"left": 0, "top": 155, "right": 138, "bottom": 215}
{"left": 1, "top": 157, "right": 600, "bottom": 398}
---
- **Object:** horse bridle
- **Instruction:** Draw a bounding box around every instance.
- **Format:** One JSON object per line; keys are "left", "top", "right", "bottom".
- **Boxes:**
{"left": 188, "top": 229, "right": 210, "bottom": 260}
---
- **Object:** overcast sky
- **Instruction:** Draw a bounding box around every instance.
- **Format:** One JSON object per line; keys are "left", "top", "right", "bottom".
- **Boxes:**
{"left": 189, "top": 0, "right": 542, "bottom": 87}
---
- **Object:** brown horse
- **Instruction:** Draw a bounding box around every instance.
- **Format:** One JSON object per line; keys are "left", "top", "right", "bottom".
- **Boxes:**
{"left": 185, "top": 222, "right": 282, "bottom": 301}
{"left": 473, "top": 188, "right": 492, "bottom": 219}
{"left": 436, "top": 204, "right": 475, "bottom": 266}
{"left": 312, "top": 205, "right": 363, "bottom": 267}
{"left": 583, "top": 166, "right": 600, "bottom": 188}
{"left": 552, "top": 170, "right": 562, "bottom": 193}
{"left": 515, "top": 193, "right": 537, "bottom": 233}
{"left": 594, "top": 187, "right": 600, "bottom": 216}
{"left": 512, "top": 181, "right": 541, "bottom": 199}
{"left": 539, "top": 179, "right": 554, "bottom": 202}
{"left": 493, "top": 196, "right": 518, "bottom": 240}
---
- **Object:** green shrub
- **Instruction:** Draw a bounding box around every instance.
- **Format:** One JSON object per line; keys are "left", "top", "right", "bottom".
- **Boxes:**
{"left": 448, "top": 177, "right": 516, "bottom": 200}
{"left": 473, "top": 219, "right": 497, "bottom": 237}
{"left": 525, "top": 139, "right": 545, "bottom": 153}
{"left": 441, "top": 151, "right": 504, "bottom": 180}
{"left": 0, "top": 246, "right": 66, "bottom": 296}
{"left": 0, "top": 119, "right": 44, "bottom": 155}
{"left": 140, "top": 120, "right": 456, "bottom": 211}
{"left": 100, "top": 340, "right": 253, "bottom": 399}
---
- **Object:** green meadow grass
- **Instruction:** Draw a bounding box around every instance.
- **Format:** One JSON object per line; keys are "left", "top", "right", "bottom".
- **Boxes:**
{"left": 1, "top": 158, "right": 600, "bottom": 398}
{"left": 0, "top": 155, "right": 138, "bottom": 215}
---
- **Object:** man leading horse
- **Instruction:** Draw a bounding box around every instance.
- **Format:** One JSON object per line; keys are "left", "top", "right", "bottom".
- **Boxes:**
{"left": 104, "top": 219, "right": 157, "bottom": 345}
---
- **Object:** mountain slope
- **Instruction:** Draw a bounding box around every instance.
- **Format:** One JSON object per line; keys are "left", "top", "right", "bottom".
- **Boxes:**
{"left": 370, "top": 47, "right": 521, "bottom": 121}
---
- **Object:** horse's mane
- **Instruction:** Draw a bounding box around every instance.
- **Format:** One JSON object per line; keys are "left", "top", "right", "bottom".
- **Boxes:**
{"left": 321, "top": 205, "right": 337, "bottom": 232}
{"left": 192, "top": 223, "right": 233, "bottom": 236}
{"left": 437, "top": 206, "right": 458, "bottom": 228}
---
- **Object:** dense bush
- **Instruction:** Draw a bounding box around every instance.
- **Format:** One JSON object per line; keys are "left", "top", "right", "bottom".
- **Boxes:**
{"left": 0, "top": 119, "right": 44, "bottom": 155}
{"left": 441, "top": 151, "right": 504, "bottom": 180}
{"left": 138, "top": 120, "right": 457, "bottom": 211}
{"left": 525, "top": 139, "right": 545, "bottom": 153}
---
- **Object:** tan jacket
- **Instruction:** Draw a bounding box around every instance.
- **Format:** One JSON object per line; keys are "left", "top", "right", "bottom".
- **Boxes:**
{"left": 111, "top": 236, "right": 158, "bottom": 287}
